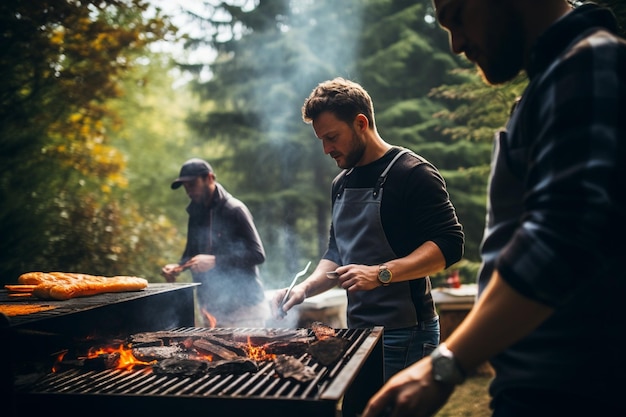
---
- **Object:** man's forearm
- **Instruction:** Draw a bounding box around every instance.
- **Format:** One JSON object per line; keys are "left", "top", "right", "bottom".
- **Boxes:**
{"left": 298, "top": 259, "right": 341, "bottom": 298}
{"left": 385, "top": 241, "right": 447, "bottom": 283}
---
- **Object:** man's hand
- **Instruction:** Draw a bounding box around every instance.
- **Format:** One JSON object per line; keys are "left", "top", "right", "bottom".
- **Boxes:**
{"left": 361, "top": 356, "right": 454, "bottom": 417}
{"left": 189, "top": 254, "right": 216, "bottom": 273}
{"left": 162, "top": 254, "right": 216, "bottom": 281}
{"left": 271, "top": 285, "right": 307, "bottom": 319}
{"left": 161, "top": 264, "right": 181, "bottom": 283}
{"left": 336, "top": 264, "right": 381, "bottom": 292}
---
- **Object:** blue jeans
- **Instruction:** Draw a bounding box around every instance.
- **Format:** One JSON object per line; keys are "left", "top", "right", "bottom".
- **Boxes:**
{"left": 383, "top": 317, "right": 440, "bottom": 382}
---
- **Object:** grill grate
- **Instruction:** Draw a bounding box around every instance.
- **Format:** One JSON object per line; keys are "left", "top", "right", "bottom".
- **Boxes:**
{"left": 15, "top": 326, "right": 383, "bottom": 417}
{"left": 23, "top": 327, "right": 365, "bottom": 399}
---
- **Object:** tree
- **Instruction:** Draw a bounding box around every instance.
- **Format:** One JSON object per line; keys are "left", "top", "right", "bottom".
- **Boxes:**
{"left": 0, "top": 0, "right": 175, "bottom": 283}
{"left": 426, "top": 0, "right": 626, "bottom": 264}
{"left": 180, "top": 0, "right": 474, "bottom": 285}
{"left": 181, "top": 0, "right": 363, "bottom": 283}
{"left": 355, "top": 0, "right": 493, "bottom": 263}
{"left": 176, "top": 0, "right": 626, "bottom": 287}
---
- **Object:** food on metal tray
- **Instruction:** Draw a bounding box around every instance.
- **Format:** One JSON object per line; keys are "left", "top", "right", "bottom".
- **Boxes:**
{"left": 0, "top": 304, "right": 57, "bottom": 316}
{"left": 15, "top": 271, "right": 148, "bottom": 301}
{"left": 4, "top": 284, "right": 38, "bottom": 292}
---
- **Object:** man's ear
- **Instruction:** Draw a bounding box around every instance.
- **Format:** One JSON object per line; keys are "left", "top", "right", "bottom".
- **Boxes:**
{"left": 354, "top": 113, "right": 369, "bottom": 132}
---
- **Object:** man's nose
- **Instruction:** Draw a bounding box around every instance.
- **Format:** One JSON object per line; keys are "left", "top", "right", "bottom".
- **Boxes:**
{"left": 322, "top": 140, "right": 334, "bottom": 155}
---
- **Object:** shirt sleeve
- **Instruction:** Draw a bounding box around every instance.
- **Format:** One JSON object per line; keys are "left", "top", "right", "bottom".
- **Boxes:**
{"left": 396, "top": 159, "right": 465, "bottom": 268}
{"left": 216, "top": 202, "right": 266, "bottom": 269}
{"left": 322, "top": 174, "right": 343, "bottom": 265}
{"left": 496, "top": 31, "right": 626, "bottom": 307}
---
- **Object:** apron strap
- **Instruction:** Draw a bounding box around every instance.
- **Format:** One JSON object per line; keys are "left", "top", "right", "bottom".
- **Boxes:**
{"left": 336, "top": 168, "right": 354, "bottom": 199}
{"left": 373, "top": 148, "right": 411, "bottom": 197}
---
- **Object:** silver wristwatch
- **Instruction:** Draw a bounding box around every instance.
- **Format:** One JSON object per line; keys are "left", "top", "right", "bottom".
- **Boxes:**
{"left": 430, "top": 343, "right": 466, "bottom": 385}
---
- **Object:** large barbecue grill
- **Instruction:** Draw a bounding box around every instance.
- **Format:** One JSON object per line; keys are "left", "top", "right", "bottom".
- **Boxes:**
{"left": 2, "top": 283, "right": 383, "bottom": 417}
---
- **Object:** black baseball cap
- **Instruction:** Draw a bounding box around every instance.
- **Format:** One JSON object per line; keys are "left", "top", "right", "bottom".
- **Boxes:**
{"left": 171, "top": 158, "right": 213, "bottom": 189}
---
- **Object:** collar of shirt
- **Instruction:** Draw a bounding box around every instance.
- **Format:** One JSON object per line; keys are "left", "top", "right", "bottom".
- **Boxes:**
{"left": 527, "top": 3, "right": 618, "bottom": 80}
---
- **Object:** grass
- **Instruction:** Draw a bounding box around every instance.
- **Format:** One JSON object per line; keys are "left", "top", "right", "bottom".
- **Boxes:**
{"left": 435, "top": 375, "right": 493, "bottom": 417}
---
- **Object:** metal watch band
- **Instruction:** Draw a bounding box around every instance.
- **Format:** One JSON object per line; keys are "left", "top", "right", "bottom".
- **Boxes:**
{"left": 430, "top": 343, "right": 466, "bottom": 385}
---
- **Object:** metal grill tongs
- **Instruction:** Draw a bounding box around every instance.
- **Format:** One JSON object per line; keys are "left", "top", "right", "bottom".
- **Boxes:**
{"left": 279, "top": 261, "right": 311, "bottom": 316}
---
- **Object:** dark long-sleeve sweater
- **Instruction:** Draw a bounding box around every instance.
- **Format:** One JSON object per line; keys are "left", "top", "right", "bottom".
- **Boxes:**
{"left": 182, "top": 183, "right": 266, "bottom": 315}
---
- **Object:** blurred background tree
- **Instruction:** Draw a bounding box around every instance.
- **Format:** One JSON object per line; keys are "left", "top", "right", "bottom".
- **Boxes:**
{"left": 0, "top": 0, "right": 179, "bottom": 282}
{"left": 179, "top": 0, "right": 486, "bottom": 286}
{"left": 1, "top": 0, "right": 623, "bottom": 290}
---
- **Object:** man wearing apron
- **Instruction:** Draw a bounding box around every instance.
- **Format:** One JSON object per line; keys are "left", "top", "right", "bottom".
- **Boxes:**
{"left": 273, "top": 78, "right": 464, "bottom": 382}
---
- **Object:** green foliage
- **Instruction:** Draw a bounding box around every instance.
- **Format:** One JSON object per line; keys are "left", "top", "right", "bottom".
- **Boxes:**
{"left": 26, "top": 190, "right": 179, "bottom": 279}
{"left": 180, "top": 0, "right": 364, "bottom": 285}
{"left": 4, "top": 0, "right": 624, "bottom": 291}
{"left": 440, "top": 167, "right": 490, "bottom": 261}
{"left": 429, "top": 70, "right": 527, "bottom": 142}
{"left": 177, "top": 0, "right": 486, "bottom": 288}
{"left": 0, "top": 0, "right": 176, "bottom": 284}
{"left": 430, "top": 258, "right": 482, "bottom": 289}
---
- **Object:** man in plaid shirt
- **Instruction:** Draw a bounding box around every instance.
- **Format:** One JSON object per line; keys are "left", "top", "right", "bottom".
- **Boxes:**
{"left": 363, "top": 1, "right": 626, "bottom": 416}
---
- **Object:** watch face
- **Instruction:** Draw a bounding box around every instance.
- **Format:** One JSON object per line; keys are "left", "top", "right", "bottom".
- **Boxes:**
{"left": 433, "top": 356, "right": 455, "bottom": 380}
{"left": 431, "top": 348, "right": 465, "bottom": 385}
{"left": 378, "top": 268, "right": 392, "bottom": 283}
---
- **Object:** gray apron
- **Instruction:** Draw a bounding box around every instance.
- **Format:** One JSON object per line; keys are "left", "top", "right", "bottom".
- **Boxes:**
{"left": 333, "top": 149, "right": 421, "bottom": 329}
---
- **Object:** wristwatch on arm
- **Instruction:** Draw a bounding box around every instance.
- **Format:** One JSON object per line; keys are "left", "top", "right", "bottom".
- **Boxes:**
{"left": 430, "top": 342, "right": 466, "bottom": 385}
{"left": 377, "top": 264, "right": 392, "bottom": 286}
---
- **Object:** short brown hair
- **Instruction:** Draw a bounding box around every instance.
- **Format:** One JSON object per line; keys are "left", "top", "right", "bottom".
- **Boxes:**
{"left": 302, "top": 77, "right": 376, "bottom": 129}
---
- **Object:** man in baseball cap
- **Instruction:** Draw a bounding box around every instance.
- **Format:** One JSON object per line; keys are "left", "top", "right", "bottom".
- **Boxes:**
{"left": 162, "top": 157, "right": 269, "bottom": 328}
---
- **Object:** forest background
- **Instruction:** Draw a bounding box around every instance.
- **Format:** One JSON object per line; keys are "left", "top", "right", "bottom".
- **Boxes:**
{"left": 1, "top": 0, "right": 624, "bottom": 289}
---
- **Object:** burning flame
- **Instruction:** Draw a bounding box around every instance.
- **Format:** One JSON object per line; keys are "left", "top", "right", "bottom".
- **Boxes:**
{"left": 85, "top": 344, "right": 155, "bottom": 371}
{"left": 201, "top": 308, "right": 217, "bottom": 328}
{"left": 245, "top": 336, "right": 275, "bottom": 362}
{"left": 52, "top": 350, "right": 67, "bottom": 373}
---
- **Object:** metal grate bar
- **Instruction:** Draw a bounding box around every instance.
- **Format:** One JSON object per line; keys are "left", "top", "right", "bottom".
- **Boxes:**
{"left": 19, "top": 327, "right": 374, "bottom": 400}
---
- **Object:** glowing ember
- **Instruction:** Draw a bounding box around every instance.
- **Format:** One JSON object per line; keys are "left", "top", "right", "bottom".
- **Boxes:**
{"left": 52, "top": 351, "right": 67, "bottom": 373}
{"left": 84, "top": 344, "right": 155, "bottom": 371}
{"left": 245, "top": 336, "right": 275, "bottom": 362}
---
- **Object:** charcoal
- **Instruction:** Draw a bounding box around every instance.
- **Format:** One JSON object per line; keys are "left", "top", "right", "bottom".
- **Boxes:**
{"left": 203, "top": 328, "right": 234, "bottom": 337}
{"left": 129, "top": 331, "right": 181, "bottom": 345}
{"left": 273, "top": 354, "right": 316, "bottom": 382}
{"left": 82, "top": 352, "right": 121, "bottom": 370}
{"left": 53, "top": 358, "right": 86, "bottom": 371}
{"left": 129, "top": 339, "right": 164, "bottom": 348}
{"left": 129, "top": 330, "right": 215, "bottom": 345}
{"left": 206, "top": 358, "right": 259, "bottom": 375}
{"left": 307, "top": 337, "right": 348, "bottom": 366}
{"left": 200, "top": 335, "right": 248, "bottom": 355}
{"left": 232, "top": 328, "right": 309, "bottom": 345}
{"left": 193, "top": 338, "right": 245, "bottom": 361}
{"left": 152, "top": 358, "right": 209, "bottom": 377}
{"left": 132, "top": 345, "right": 186, "bottom": 361}
{"left": 263, "top": 339, "right": 311, "bottom": 356}
{"left": 311, "top": 321, "right": 336, "bottom": 340}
